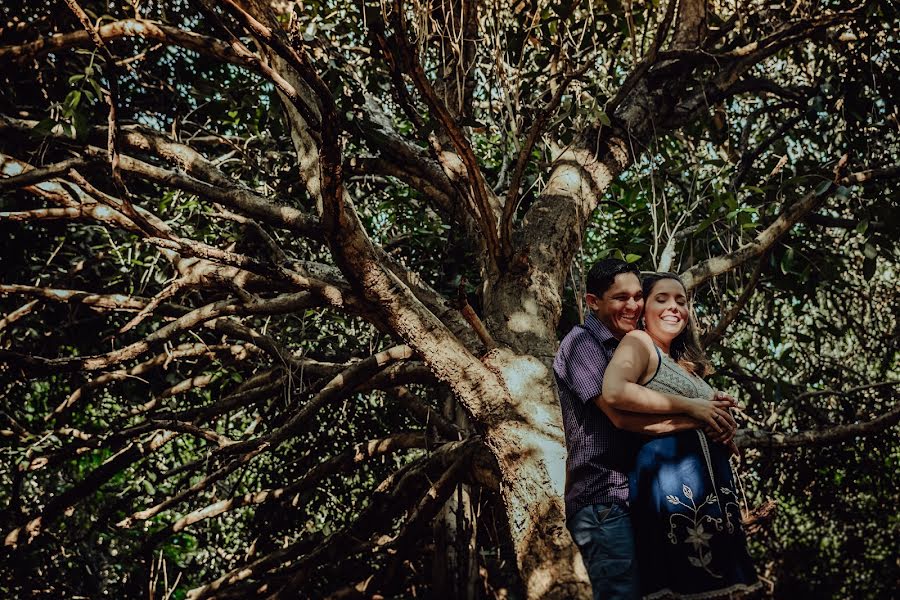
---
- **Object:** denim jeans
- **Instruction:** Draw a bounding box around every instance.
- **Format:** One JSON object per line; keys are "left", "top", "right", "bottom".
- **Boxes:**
{"left": 567, "top": 502, "right": 640, "bottom": 600}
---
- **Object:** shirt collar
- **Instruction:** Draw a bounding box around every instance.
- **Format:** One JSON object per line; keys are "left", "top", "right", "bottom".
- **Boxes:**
{"left": 584, "top": 313, "right": 620, "bottom": 348}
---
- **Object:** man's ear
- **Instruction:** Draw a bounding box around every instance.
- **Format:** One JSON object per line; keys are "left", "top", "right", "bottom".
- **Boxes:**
{"left": 585, "top": 293, "right": 600, "bottom": 311}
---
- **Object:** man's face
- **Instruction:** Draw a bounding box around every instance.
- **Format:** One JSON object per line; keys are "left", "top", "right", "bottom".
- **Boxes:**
{"left": 586, "top": 273, "right": 644, "bottom": 339}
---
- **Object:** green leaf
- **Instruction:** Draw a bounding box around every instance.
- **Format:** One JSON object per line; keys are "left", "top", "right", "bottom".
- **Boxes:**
{"left": 814, "top": 180, "right": 832, "bottom": 196}
{"left": 72, "top": 110, "right": 90, "bottom": 141}
{"left": 863, "top": 242, "right": 878, "bottom": 259}
{"left": 65, "top": 90, "right": 82, "bottom": 110}
{"left": 89, "top": 78, "right": 104, "bottom": 100}
{"left": 625, "top": 253, "right": 641, "bottom": 264}
{"left": 31, "top": 118, "right": 57, "bottom": 136}
{"left": 780, "top": 247, "right": 795, "bottom": 274}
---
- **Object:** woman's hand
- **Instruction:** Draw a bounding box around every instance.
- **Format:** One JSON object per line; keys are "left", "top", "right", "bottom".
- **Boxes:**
{"left": 707, "top": 390, "right": 740, "bottom": 443}
{"left": 685, "top": 395, "right": 737, "bottom": 433}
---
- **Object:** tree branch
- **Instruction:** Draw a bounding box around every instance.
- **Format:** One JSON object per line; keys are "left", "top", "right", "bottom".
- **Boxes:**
{"left": 672, "top": 0, "right": 708, "bottom": 50}
{"left": 737, "top": 397, "right": 900, "bottom": 449}
{"left": 3, "top": 292, "right": 321, "bottom": 372}
{"left": 681, "top": 164, "right": 900, "bottom": 290}
{"left": 503, "top": 61, "right": 592, "bottom": 246}
{"left": 0, "top": 283, "right": 173, "bottom": 313}
{"left": 117, "top": 345, "right": 415, "bottom": 528}
{"left": 4, "top": 431, "right": 178, "bottom": 548}
{"left": 383, "top": 0, "right": 503, "bottom": 267}
{"left": 702, "top": 253, "right": 767, "bottom": 347}
{"left": 142, "top": 431, "right": 433, "bottom": 548}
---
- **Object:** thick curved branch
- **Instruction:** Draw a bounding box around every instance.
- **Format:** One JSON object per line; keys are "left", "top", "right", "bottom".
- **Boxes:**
{"left": 737, "top": 398, "right": 900, "bottom": 449}
{"left": 681, "top": 164, "right": 900, "bottom": 291}
{"left": 210, "top": 9, "right": 502, "bottom": 452}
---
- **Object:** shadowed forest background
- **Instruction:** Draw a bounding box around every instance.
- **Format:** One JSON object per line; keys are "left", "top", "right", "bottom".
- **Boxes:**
{"left": 0, "top": 0, "right": 898, "bottom": 598}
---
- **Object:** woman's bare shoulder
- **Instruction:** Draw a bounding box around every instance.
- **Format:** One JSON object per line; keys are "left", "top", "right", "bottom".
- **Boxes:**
{"left": 623, "top": 329, "right": 654, "bottom": 346}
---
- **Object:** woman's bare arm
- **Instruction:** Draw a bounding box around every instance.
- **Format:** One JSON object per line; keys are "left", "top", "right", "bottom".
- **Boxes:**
{"left": 600, "top": 331, "right": 735, "bottom": 432}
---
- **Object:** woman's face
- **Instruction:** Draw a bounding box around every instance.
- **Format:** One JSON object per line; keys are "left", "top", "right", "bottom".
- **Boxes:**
{"left": 644, "top": 278, "right": 689, "bottom": 342}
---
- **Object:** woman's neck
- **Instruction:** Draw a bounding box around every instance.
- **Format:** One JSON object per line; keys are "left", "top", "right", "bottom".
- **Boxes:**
{"left": 649, "top": 333, "right": 673, "bottom": 356}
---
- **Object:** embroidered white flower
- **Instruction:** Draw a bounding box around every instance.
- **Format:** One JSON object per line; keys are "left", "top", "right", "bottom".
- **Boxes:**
{"left": 685, "top": 524, "right": 713, "bottom": 549}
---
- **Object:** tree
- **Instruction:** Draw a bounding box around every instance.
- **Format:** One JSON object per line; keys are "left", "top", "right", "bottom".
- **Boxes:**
{"left": 1, "top": 0, "right": 897, "bottom": 598}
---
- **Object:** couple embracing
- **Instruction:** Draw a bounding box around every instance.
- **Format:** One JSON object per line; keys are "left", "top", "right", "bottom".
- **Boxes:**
{"left": 554, "top": 259, "right": 762, "bottom": 600}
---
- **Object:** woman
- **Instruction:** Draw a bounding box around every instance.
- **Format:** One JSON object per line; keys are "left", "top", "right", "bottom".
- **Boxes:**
{"left": 602, "top": 273, "right": 761, "bottom": 599}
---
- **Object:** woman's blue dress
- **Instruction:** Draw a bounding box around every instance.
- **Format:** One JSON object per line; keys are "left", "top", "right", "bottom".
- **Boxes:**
{"left": 630, "top": 350, "right": 761, "bottom": 599}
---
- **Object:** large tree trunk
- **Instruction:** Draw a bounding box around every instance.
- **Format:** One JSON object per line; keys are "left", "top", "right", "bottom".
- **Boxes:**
{"left": 477, "top": 140, "right": 628, "bottom": 595}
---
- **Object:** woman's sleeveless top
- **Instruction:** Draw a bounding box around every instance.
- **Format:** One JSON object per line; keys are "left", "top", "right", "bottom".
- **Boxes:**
{"left": 644, "top": 348, "right": 714, "bottom": 401}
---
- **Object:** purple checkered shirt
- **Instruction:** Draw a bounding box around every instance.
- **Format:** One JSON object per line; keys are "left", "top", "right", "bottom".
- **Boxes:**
{"left": 553, "top": 313, "right": 640, "bottom": 520}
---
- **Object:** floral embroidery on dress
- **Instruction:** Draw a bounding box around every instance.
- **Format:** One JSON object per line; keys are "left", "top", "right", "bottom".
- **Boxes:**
{"left": 665, "top": 482, "right": 742, "bottom": 579}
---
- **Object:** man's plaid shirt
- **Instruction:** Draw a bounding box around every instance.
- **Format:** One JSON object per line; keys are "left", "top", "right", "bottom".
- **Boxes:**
{"left": 553, "top": 313, "right": 639, "bottom": 520}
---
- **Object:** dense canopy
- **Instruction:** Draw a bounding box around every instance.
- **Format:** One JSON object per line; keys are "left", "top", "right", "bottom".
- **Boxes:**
{"left": 1, "top": 0, "right": 897, "bottom": 598}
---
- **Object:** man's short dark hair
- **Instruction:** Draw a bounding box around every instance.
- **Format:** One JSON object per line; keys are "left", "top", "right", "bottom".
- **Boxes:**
{"left": 585, "top": 259, "right": 640, "bottom": 297}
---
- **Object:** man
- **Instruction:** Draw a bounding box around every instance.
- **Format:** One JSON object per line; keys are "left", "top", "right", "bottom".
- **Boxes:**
{"left": 553, "top": 259, "right": 735, "bottom": 599}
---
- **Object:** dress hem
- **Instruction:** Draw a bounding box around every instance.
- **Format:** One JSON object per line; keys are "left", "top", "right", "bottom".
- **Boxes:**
{"left": 643, "top": 580, "right": 764, "bottom": 600}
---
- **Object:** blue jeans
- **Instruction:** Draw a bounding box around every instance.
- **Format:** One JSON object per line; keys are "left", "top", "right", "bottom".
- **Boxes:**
{"left": 567, "top": 502, "right": 640, "bottom": 600}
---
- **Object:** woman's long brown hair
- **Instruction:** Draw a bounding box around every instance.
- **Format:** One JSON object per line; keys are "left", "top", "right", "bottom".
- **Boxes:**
{"left": 641, "top": 272, "right": 713, "bottom": 378}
